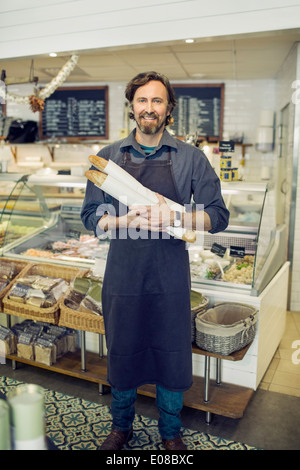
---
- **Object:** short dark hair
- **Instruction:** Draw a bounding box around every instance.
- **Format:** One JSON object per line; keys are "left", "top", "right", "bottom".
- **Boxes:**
{"left": 125, "top": 71, "right": 177, "bottom": 126}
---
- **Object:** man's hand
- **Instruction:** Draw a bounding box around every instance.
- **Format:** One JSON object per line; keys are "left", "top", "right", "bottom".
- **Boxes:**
{"left": 128, "top": 193, "right": 173, "bottom": 232}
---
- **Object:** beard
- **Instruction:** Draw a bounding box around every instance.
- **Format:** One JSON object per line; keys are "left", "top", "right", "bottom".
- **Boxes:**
{"left": 135, "top": 112, "right": 167, "bottom": 135}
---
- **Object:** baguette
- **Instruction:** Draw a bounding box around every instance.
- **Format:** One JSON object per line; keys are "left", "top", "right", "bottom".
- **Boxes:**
{"left": 85, "top": 169, "right": 107, "bottom": 188}
{"left": 89, "top": 155, "right": 108, "bottom": 172}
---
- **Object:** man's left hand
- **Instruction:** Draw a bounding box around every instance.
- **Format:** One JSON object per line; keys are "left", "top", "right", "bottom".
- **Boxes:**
{"left": 128, "top": 193, "right": 173, "bottom": 232}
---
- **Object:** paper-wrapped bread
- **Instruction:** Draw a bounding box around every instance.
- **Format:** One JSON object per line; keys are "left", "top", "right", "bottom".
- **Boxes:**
{"left": 86, "top": 155, "right": 196, "bottom": 243}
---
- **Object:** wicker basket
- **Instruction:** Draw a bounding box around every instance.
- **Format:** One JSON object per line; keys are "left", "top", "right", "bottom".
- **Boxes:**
{"left": 59, "top": 278, "right": 105, "bottom": 334}
{"left": 195, "top": 302, "right": 258, "bottom": 355}
{"left": 190, "top": 290, "right": 209, "bottom": 343}
{"left": 0, "top": 258, "right": 30, "bottom": 310}
{"left": 3, "top": 263, "right": 84, "bottom": 325}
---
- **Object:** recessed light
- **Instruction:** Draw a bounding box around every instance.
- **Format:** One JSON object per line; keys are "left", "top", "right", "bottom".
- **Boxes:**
{"left": 185, "top": 39, "right": 195, "bottom": 43}
{"left": 49, "top": 52, "right": 57, "bottom": 57}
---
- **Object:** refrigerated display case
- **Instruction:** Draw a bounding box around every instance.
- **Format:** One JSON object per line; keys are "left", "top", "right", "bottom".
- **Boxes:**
{"left": 189, "top": 181, "right": 287, "bottom": 296}
{"left": 0, "top": 174, "right": 287, "bottom": 298}
{"left": 0, "top": 173, "right": 109, "bottom": 269}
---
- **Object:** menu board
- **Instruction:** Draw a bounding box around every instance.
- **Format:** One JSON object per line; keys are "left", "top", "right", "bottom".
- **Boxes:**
{"left": 170, "top": 84, "right": 224, "bottom": 141}
{"left": 40, "top": 86, "right": 108, "bottom": 140}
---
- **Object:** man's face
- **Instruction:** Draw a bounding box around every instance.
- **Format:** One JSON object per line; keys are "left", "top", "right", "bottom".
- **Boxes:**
{"left": 131, "top": 80, "right": 170, "bottom": 136}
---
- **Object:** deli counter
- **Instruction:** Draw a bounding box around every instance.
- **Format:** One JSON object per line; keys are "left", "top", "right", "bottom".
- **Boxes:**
{"left": 0, "top": 173, "right": 287, "bottom": 298}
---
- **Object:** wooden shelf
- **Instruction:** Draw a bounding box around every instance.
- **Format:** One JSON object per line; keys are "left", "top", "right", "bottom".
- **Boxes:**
{"left": 192, "top": 342, "right": 252, "bottom": 361}
{"left": 7, "top": 348, "right": 254, "bottom": 420}
{"left": 7, "top": 351, "right": 109, "bottom": 386}
{"left": 139, "top": 378, "right": 254, "bottom": 420}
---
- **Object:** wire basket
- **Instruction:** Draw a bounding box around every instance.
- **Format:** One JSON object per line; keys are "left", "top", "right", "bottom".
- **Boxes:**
{"left": 3, "top": 263, "right": 84, "bottom": 325}
{"left": 195, "top": 302, "right": 258, "bottom": 355}
{"left": 190, "top": 290, "right": 209, "bottom": 343}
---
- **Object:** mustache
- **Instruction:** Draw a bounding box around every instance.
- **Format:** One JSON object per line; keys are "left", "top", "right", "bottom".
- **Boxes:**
{"left": 139, "top": 112, "right": 158, "bottom": 118}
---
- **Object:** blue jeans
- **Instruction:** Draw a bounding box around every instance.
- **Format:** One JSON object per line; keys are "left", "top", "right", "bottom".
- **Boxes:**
{"left": 111, "top": 385, "right": 183, "bottom": 440}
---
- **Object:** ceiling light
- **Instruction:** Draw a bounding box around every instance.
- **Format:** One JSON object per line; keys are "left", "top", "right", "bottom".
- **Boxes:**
{"left": 49, "top": 52, "right": 57, "bottom": 57}
{"left": 185, "top": 39, "right": 195, "bottom": 43}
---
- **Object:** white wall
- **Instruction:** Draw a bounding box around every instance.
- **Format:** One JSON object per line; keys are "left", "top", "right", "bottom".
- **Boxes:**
{"left": 1, "top": 1, "right": 300, "bottom": 59}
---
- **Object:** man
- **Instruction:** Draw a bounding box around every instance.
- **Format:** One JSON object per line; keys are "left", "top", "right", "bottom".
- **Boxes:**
{"left": 81, "top": 71, "right": 229, "bottom": 450}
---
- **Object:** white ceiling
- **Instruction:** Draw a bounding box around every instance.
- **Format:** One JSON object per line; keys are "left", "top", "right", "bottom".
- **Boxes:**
{"left": 1, "top": 29, "right": 300, "bottom": 85}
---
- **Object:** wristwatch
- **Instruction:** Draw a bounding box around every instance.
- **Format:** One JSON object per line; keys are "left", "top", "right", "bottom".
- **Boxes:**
{"left": 173, "top": 211, "right": 182, "bottom": 227}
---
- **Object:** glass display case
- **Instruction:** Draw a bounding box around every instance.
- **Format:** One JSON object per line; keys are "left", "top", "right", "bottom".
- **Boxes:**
{"left": 189, "top": 182, "right": 286, "bottom": 295}
{"left": 0, "top": 174, "right": 286, "bottom": 296}
{"left": 0, "top": 173, "right": 106, "bottom": 269}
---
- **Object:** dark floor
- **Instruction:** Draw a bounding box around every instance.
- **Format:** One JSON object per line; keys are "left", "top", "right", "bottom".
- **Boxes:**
{"left": 1, "top": 360, "right": 299, "bottom": 450}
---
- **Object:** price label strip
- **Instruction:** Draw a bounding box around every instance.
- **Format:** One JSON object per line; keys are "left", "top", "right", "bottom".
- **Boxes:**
{"left": 230, "top": 245, "right": 245, "bottom": 258}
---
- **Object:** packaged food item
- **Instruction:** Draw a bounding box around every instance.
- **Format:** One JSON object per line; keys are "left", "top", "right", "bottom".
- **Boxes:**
{"left": 0, "top": 325, "right": 17, "bottom": 355}
{"left": 17, "top": 332, "right": 35, "bottom": 360}
{"left": 64, "top": 291, "right": 85, "bottom": 310}
{"left": 65, "top": 330, "right": 77, "bottom": 352}
{"left": 11, "top": 320, "right": 77, "bottom": 364}
{"left": 8, "top": 275, "right": 68, "bottom": 308}
{"left": 80, "top": 283, "right": 102, "bottom": 316}
{"left": 34, "top": 336, "right": 57, "bottom": 366}
{"left": 64, "top": 274, "right": 103, "bottom": 316}
{"left": 231, "top": 167, "right": 238, "bottom": 181}
{"left": 46, "top": 325, "right": 68, "bottom": 357}
{"left": 220, "top": 169, "right": 232, "bottom": 181}
{"left": 220, "top": 155, "right": 232, "bottom": 168}
{"left": 8, "top": 284, "right": 31, "bottom": 303}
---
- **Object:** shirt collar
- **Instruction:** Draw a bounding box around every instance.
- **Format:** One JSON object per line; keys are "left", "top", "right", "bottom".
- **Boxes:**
{"left": 120, "top": 128, "right": 179, "bottom": 153}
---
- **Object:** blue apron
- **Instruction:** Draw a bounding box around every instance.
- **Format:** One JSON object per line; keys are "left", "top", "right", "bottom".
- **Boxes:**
{"left": 102, "top": 150, "right": 193, "bottom": 392}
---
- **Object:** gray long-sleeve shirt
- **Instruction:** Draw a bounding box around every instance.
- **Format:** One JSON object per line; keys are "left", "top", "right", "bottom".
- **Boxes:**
{"left": 81, "top": 129, "right": 229, "bottom": 236}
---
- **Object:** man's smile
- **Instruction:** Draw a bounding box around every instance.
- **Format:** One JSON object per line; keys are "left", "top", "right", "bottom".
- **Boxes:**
{"left": 141, "top": 114, "right": 157, "bottom": 121}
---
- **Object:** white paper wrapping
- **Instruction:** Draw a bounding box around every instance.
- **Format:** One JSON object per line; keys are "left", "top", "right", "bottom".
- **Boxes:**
{"left": 88, "top": 156, "right": 196, "bottom": 242}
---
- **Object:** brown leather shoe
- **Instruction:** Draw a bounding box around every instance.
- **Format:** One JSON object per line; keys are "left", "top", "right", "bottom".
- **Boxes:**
{"left": 100, "top": 428, "right": 133, "bottom": 450}
{"left": 162, "top": 435, "right": 187, "bottom": 450}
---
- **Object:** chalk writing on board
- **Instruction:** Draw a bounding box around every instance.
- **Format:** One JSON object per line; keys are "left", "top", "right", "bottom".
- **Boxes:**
{"left": 170, "top": 84, "right": 224, "bottom": 140}
{"left": 40, "top": 87, "right": 108, "bottom": 139}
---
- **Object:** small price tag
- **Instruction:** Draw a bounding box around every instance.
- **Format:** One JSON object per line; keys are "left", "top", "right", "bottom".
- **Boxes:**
{"left": 219, "top": 140, "right": 235, "bottom": 152}
{"left": 211, "top": 243, "right": 227, "bottom": 257}
{"left": 230, "top": 246, "right": 245, "bottom": 258}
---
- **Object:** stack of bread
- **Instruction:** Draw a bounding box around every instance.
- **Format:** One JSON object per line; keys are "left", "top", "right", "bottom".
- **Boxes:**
{"left": 3, "top": 319, "right": 78, "bottom": 366}
{"left": 7, "top": 274, "right": 69, "bottom": 308}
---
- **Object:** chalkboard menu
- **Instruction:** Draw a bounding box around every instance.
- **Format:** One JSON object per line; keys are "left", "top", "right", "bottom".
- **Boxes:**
{"left": 170, "top": 84, "right": 224, "bottom": 141}
{"left": 40, "top": 86, "right": 108, "bottom": 140}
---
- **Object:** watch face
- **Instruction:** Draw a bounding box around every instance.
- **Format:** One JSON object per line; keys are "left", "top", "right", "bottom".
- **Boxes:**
{"left": 174, "top": 212, "right": 181, "bottom": 227}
